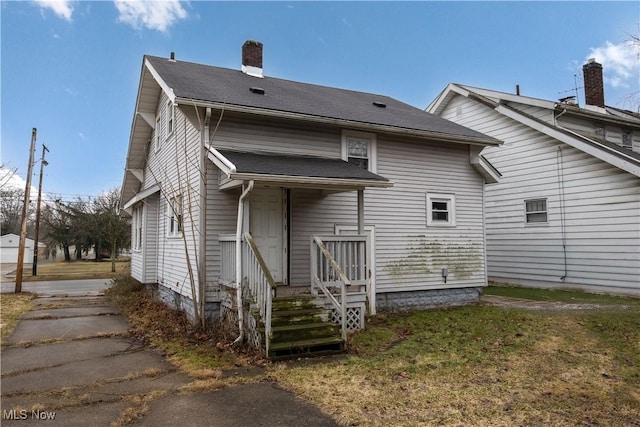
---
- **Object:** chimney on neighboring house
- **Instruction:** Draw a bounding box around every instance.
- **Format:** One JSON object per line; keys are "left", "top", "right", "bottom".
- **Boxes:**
{"left": 242, "top": 40, "right": 263, "bottom": 78}
{"left": 583, "top": 58, "right": 605, "bottom": 108}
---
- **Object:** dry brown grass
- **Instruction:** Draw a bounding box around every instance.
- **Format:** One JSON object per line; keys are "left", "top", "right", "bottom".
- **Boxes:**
{"left": 0, "top": 292, "right": 34, "bottom": 343}
{"left": 19, "top": 259, "right": 131, "bottom": 282}
{"left": 268, "top": 306, "right": 640, "bottom": 426}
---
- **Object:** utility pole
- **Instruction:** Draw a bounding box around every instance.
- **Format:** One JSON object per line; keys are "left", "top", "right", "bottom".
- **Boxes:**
{"left": 15, "top": 128, "right": 37, "bottom": 293}
{"left": 32, "top": 144, "right": 49, "bottom": 276}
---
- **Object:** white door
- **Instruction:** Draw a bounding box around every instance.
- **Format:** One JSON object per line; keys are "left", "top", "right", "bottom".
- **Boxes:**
{"left": 250, "top": 188, "right": 285, "bottom": 284}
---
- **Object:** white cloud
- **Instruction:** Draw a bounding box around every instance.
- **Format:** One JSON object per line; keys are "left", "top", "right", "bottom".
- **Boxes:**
{"left": 114, "top": 0, "right": 187, "bottom": 32}
{"left": 34, "top": 0, "right": 74, "bottom": 22}
{"left": 586, "top": 40, "right": 639, "bottom": 89}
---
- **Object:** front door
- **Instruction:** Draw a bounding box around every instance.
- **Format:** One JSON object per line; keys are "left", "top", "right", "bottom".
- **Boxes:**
{"left": 250, "top": 188, "right": 286, "bottom": 284}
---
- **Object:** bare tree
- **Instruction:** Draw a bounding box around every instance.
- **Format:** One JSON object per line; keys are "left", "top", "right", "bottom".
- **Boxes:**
{"left": 92, "top": 189, "right": 130, "bottom": 272}
{"left": 0, "top": 164, "right": 18, "bottom": 190}
{"left": 1, "top": 187, "right": 26, "bottom": 235}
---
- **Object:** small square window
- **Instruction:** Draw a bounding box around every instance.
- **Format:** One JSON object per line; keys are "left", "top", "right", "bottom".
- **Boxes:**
{"left": 426, "top": 193, "right": 456, "bottom": 227}
{"left": 525, "top": 198, "right": 547, "bottom": 223}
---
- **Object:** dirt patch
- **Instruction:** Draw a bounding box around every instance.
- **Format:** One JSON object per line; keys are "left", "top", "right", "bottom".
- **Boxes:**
{"left": 480, "top": 295, "right": 626, "bottom": 310}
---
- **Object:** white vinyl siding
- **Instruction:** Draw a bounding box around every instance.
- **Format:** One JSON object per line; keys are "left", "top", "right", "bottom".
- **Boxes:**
{"left": 439, "top": 94, "right": 640, "bottom": 295}
{"left": 287, "top": 136, "right": 486, "bottom": 292}
{"left": 204, "top": 123, "right": 487, "bottom": 295}
{"left": 143, "top": 93, "right": 201, "bottom": 300}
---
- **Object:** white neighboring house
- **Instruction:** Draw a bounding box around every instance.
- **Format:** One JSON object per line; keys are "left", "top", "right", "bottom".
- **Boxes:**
{"left": 0, "top": 233, "right": 45, "bottom": 264}
{"left": 120, "top": 41, "right": 501, "bottom": 357}
{"left": 427, "top": 60, "right": 640, "bottom": 296}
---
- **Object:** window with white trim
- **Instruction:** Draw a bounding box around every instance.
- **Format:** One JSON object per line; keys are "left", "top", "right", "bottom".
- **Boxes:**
{"left": 426, "top": 193, "right": 456, "bottom": 227}
{"left": 525, "top": 198, "right": 548, "bottom": 223}
{"left": 154, "top": 116, "right": 161, "bottom": 152}
{"left": 133, "top": 206, "right": 143, "bottom": 251}
{"left": 622, "top": 130, "right": 632, "bottom": 148}
{"left": 166, "top": 100, "right": 174, "bottom": 138}
{"left": 168, "top": 195, "right": 183, "bottom": 236}
{"left": 341, "top": 130, "right": 377, "bottom": 173}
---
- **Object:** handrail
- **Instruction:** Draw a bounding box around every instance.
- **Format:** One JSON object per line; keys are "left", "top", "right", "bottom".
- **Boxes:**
{"left": 244, "top": 233, "right": 277, "bottom": 290}
{"left": 311, "top": 236, "right": 348, "bottom": 341}
{"left": 243, "top": 232, "right": 276, "bottom": 355}
{"left": 313, "top": 236, "right": 351, "bottom": 286}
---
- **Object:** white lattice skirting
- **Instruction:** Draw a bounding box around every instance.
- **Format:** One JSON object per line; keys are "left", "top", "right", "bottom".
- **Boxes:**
{"left": 220, "top": 289, "right": 263, "bottom": 352}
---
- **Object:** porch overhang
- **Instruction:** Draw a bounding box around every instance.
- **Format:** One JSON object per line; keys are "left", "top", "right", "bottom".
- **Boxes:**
{"left": 122, "top": 183, "right": 161, "bottom": 214}
{"left": 208, "top": 147, "right": 393, "bottom": 190}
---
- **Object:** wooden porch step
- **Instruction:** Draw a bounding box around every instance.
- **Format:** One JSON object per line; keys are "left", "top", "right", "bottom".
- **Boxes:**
{"left": 271, "top": 322, "right": 341, "bottom": 343}
{"left": 268, "top": 336, "right": 345, "bottom": 360}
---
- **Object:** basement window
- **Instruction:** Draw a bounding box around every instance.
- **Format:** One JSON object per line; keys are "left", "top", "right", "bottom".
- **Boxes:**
{"left": 426, "top": 193, "right": 456, "bottom": 227}
{"left": 525, "top": 198, "right": 548, "bottom": 224}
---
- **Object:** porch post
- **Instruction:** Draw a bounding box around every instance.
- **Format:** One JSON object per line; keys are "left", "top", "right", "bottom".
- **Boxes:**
{"left": 357, "top": 189, "right": 364, "bottom": 234}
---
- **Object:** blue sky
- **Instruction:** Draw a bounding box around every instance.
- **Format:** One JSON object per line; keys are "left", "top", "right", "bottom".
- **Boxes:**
{"left": 1, "top": 1, "right": 638, "bottom": 202}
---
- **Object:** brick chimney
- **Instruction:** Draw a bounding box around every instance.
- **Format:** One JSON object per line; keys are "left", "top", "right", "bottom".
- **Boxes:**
{"left": 583, "top": 58, "right": 605, "bottom": 108}
{"left": 242, "top": 40, "right": 263, "bottom": 78}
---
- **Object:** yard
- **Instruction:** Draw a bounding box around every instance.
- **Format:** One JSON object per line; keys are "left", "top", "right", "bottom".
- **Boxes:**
{"left": 3, "top": 273, "right": 639, "bottom": 426}
{"left": 1, "top": 258, "right": 130, "bottom": 282}
{"left": 269, "top": 292, "right": 640, "bottom": 426}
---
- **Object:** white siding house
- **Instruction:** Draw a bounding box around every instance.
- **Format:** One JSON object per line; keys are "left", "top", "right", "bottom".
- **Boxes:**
{"left": 120, "top": 41, "right": 501, "bottom": 356}
{"left": 427, "top": 60, "right": 640, "bottom": 296}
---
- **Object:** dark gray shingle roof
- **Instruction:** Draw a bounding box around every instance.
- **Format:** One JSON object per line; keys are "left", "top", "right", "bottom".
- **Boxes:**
{"left": 146, "top": 55, "right": 497, "bottom": 143}
{"left": 218, "top": 150, "right": 389, "bottom": 182}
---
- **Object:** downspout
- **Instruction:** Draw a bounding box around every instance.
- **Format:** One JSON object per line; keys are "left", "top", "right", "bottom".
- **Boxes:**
{"left": 553, "top": 105, "right": 569, "bottom": 281}
{"left": 233, "top": 179, "right": 254, "bottom": 345}
{"left": 199, "top": 107, "right": 211, "bottom": 327}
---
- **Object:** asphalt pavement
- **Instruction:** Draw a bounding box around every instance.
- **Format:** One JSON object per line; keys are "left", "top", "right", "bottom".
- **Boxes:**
{"left": 0, "top": 279, "right": 339, "bottom": 426}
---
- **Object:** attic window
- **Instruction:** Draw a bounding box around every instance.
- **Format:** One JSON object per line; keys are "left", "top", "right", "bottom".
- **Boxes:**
{"left": 372, "top": 101, "right": 386, "bottom": 108}
{"left": 249, "top": 87, "right": 265, "bottom": 95}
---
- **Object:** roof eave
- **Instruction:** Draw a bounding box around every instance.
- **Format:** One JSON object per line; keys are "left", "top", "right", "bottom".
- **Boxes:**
{"left": 227, "top": 173, "right": 393, "bottom": 189}
{"left": 176, "top": 96, "right": 501, "bottom": 147}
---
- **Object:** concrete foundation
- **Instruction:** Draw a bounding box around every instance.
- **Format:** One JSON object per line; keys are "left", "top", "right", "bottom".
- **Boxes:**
{"left": 376, "top": 287, "right": 482, "bottom": 312}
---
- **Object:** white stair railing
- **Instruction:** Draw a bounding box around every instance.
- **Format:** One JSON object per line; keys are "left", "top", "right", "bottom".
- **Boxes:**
{"left": 242, "top": 232, "right": 276, "bottom": 355}
{"left": 311, "top": 235, "right": 367, "bottom": 340}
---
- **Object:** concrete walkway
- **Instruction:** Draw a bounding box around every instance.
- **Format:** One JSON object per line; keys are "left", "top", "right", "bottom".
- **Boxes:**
{"left": 1, "top": 284, "right": 338, "bottom": 426}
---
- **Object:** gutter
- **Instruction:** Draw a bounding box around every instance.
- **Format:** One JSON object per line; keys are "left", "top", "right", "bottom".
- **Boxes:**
{"left": 233, "top": 180, "right": 254, "bottom": 345}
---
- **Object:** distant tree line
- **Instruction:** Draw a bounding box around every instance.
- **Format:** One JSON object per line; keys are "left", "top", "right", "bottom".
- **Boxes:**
{"left": 0, "top": 187, "right": 130, "bottom": 272}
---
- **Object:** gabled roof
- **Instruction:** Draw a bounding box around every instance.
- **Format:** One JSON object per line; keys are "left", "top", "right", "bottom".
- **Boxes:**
{"left": 144, "top": 55, "right": 499, "bottom": 145}
{"left": 427, "top": 83, "right": 640, "bottom": 177}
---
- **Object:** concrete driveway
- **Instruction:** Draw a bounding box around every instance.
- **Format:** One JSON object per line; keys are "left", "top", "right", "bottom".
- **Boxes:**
{"left": 1, "top": 280, "right": 338, "bottom": 426}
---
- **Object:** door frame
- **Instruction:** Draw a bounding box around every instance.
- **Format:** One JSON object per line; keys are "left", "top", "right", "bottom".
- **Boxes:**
{"left": 334, "top": 224, "right": 376, "bottom": 315}
{"left": 249, "top": 187, "right": 288, "bottom": 285}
